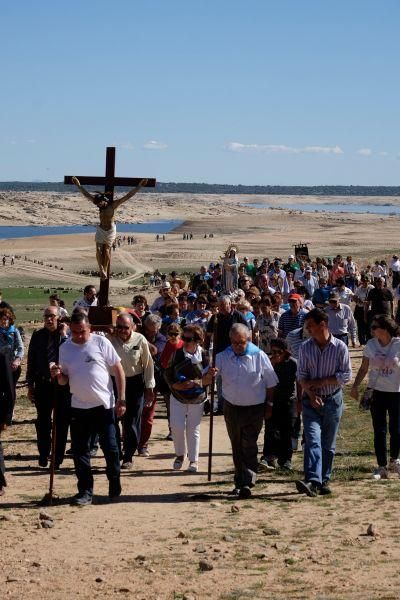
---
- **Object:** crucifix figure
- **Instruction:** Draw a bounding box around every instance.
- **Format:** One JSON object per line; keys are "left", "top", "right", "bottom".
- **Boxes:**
{"left": 65, "top": 147, "right": 156, "bottom": 305}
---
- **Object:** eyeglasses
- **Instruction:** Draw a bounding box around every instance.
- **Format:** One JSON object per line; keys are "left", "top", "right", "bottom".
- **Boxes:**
{"left": 182, "top": 336, "right": 195, "bottom": 342}
{"left": 116, "top": 325, "right": 130, "bottom": 330}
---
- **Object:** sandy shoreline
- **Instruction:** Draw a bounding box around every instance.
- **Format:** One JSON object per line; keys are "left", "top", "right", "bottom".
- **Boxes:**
{"left": 0, "top": 191, "right": 398, "bottom": 292}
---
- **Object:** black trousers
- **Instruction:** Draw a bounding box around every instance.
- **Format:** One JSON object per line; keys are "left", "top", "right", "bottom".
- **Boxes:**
{"left": 224, "top": 400, "right": 264, "bottom": 488}
{"left": 263, "top": 398, "right": 298, "bottom": 464}
{"left": 70, "top": 406, "right": 120, "bottom": 496}
{"left": 354, "top": 306, "right": 368, "bottom": 345}
{"left": 0, "top": 441, "right": 5, "bottom": 488}
{"left": 34, "top": 380, "right": 71, "bottom": 465}
{"left": 370, "top": 390, "right": 400, "bottom": 467}
{"left": 118, "top": 375, "right": 145, "bottom": 462}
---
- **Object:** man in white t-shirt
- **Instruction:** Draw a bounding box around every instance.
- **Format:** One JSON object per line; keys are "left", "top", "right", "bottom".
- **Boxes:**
{"left": 51, "top": 313, "right": 126, "bottom": 506}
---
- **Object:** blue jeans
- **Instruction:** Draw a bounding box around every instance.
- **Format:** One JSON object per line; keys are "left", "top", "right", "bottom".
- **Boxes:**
{"left": 302, "top": 390, "right": 343, "bottom": 485}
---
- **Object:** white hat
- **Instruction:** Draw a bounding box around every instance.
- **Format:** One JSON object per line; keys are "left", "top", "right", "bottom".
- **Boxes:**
{"left": 161, "top": 281, "right": 171, "bottom": 289}
{"left": 288, "top": 255, "right": 295, "bottom": 260}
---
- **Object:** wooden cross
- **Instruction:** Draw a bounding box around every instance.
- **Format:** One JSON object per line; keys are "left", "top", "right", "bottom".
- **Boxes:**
{"left": 64, "top": 146, "right": 156, "bottom": 306}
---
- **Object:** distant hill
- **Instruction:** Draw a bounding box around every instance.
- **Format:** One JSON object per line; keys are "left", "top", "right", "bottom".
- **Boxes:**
{"left": 0, "top": 181, "right": 399, "bottom": 196}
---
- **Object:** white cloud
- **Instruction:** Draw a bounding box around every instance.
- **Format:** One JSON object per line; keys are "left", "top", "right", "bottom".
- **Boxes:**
{"left": 143, "top": 140, "right": 168, "bottom": 150}
{"left": 379, "top": 151, "right": 389, "bottom": 157}
{"left": 357, "top": 148, "right": 372, "bottom": 156}
{"left": 224, "top": 142, "right": 343, "bottom": 155}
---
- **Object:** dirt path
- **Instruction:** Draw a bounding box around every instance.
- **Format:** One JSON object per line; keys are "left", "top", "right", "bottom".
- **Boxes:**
{"left": 2, "top": 372, "right": 400, "bottom": 599}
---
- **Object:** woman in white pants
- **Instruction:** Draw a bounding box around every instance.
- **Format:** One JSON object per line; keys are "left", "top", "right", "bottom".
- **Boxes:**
{"left": 164, "top": 325, "right": 209, "bottom": 472}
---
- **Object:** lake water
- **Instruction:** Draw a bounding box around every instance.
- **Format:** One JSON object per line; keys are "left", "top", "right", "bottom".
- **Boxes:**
{"left": 244, "top": 202, "right": 400, "bottom": 215}
{"left": 0, "top": 220, "right": 182, "bottom": 240}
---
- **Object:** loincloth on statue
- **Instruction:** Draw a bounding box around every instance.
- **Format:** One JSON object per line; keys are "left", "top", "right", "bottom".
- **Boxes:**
{"left": 95, "top": 223, "right": 117, "bottom": 247}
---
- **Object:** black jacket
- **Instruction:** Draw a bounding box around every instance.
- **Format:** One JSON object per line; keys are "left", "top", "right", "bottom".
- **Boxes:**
{"left": 0, "top": 353, "right": 14, "bottom": 425}
{"left": 26, "top": 327, "right": 65, "bottom": 387}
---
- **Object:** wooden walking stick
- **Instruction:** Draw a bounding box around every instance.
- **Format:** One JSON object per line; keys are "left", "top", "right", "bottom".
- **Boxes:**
{"left": 40, "top": 376, "right": 59, "bottom": 506}
{"left": 47, "top": 384, "right": 57, "bottom": 505}
{"left": 207, "top": 315, "right": 218, "bottom": 482}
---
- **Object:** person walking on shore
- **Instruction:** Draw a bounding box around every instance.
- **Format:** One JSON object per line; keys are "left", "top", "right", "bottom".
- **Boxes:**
{"left": 210, "top": 323, "right": 278, "bottom": 498}
{"left": 350, "top": 315, "right": 400, "bottom": 480}
{"left": 296, "top": 309, "right": 352, "bottom": 497}
{"left": 51, "top": 313, "right": 126, "bottom": 506}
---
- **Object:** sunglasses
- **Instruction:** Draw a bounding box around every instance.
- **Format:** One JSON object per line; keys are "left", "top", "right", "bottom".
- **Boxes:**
{"left": 168, "top": 332, "right": 179, "bottom": 337}
{"left": 182, "top": 336, "right": 195, "bottom": 342}
{"left": 116, "top": 325, "right": 130, "bottom": 330}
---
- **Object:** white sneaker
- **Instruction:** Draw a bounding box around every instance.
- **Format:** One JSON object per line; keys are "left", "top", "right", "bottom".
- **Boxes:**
{"left": 389, "top": 458, "right": 400, "bottom": 476}
{"left": 372, "top": 466, "right": 388, "bottom": 480}
{"left": 187, "top": 462, "right": 198, "bottom": 473}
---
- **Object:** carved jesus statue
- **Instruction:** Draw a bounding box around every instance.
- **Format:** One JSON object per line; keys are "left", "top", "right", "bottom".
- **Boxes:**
{"left": 72, "top": 176, "right": 147, "bottom": 279}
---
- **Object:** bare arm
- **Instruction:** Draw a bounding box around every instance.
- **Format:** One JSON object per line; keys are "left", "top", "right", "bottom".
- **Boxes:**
{"left": 350, "top": 357, "right": 369, "bottom": 401}
{"left": 112, "top": 179, "right": 148, "bottom": 210}
{"left": 110, "top": 362, "right": 126, "bottom": 417}
{"left": 71, "top": 176, "right": 97, "bottom": 204}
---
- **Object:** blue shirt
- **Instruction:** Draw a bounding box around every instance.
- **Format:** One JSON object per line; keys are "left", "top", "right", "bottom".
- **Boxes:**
{"left": 278, "top": 308, "right": 307, "bottom": 338}
{"left": 216, "top": 342, "right": 278, "bottom": 406}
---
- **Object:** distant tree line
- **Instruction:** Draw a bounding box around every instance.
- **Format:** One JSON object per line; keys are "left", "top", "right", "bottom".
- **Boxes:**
{"left": 0, "top": 181, "right": 399, "bottom": 197}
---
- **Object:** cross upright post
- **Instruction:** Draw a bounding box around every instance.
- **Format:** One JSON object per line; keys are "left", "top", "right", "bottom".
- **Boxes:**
{"left": 64, "top": 146, "right": 156, "bottom": 306}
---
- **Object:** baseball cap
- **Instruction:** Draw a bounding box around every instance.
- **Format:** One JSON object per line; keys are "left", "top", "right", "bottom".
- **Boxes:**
{"left": 305, "top": 267, "right": 313, "bottom": 273}
{"left": 288, "top": 293, "right": 302, "bottom": 301}
{"left": 161, "top": 281, "right": 171, "bottom": 289}
{"left": 187, "top": 292, "right": 197, "bottom": 300}
{"left": 288, "top": 254, "right": 295, "bottom": 260}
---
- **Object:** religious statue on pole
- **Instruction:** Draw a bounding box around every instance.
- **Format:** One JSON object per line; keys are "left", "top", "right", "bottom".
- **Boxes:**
{"left": 221, "top": 243, "right": 239, "bottom": 293}
{"left": 71, "top": 176, "right": 147, "bottom": 280}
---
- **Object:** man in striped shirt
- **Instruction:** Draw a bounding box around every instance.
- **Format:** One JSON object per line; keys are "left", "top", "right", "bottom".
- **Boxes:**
{"left": 278, "top": 294, "right": 307, "bottom": 339}
{"left": 296, "top": 308, "right": 352, "bottom": 497}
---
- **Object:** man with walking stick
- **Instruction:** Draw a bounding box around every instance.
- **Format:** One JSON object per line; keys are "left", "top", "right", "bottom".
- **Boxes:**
{"left": 206, "top": 324, "right": 278, "bottom": 498}
{"left": 27, "top": 306, "right": 70, "bottom": 469}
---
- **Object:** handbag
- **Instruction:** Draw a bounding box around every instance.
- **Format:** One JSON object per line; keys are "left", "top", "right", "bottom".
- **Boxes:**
{"left": 359, "top": 387, "right": 374, "bottom": 411}
{"left": 359, "top": 369, "right": 379, "bottom": 411}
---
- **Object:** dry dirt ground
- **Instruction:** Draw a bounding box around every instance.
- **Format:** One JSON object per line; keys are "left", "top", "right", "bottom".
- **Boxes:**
{"left": 1, "top": 193, "right": 400, "bottom": 598}
{"left": 1, "top": 348, "right": 400, "bottom": 600}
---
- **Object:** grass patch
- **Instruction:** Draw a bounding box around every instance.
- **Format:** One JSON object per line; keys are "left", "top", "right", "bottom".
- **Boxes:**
{"left": 2, "top": 285, "right": 80, "bottom": 323}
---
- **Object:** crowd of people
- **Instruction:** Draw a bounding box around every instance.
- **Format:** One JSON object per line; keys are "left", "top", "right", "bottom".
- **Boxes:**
{"left": 1, "top": 250, "right": 400, "bottom": 503}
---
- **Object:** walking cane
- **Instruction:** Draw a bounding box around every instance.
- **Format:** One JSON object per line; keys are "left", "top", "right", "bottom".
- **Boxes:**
{"left": 207, "top": 315, "right": 218, "bottom": 482}
{"left": 41, "top": 373, "right": 58, "bottom": 506}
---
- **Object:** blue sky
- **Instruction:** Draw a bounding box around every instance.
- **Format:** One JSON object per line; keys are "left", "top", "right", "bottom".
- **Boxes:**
{"left": 1, "top": 0, "right": 399, "bottom": 185}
